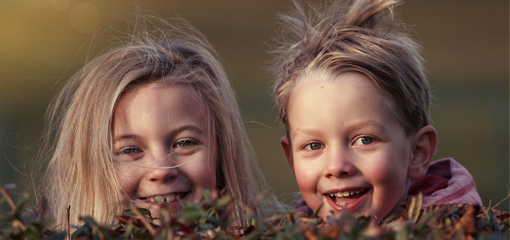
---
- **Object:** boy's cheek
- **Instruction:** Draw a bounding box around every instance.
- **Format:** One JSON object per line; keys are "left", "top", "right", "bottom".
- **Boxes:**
{"left": 280, "top": 136, "right": 294, "bottom": 169}
{"left": 294, "top": 165, "right": 321, "bottom": 202}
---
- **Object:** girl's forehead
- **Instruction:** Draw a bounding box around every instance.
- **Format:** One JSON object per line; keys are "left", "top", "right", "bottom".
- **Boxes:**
{"left": 117, "top": 82, "right": 211, "bottom": 120}
{"left": 124, "top": 81, "right": 201, "bottom": 101}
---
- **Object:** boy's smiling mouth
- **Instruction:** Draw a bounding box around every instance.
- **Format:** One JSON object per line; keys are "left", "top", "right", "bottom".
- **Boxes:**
{"left": 326, "top": 188, "right": 369, "bottom": 209}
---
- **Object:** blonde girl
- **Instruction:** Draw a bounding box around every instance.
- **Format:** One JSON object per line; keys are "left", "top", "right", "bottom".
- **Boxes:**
{"left": 39, "top": 17, "right": 279, "bottom": 229}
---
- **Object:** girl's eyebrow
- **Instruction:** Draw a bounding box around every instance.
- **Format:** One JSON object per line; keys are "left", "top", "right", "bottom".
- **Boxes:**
{"left": 113, "top": 124, "right": 205, "bottom": 142}
{"left": 176, "top": 124, "right": 205, "bottom": 135}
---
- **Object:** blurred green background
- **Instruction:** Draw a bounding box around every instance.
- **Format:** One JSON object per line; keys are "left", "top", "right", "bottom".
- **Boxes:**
{"left": 0, "top": 0, "right": 508, "bottom": 211}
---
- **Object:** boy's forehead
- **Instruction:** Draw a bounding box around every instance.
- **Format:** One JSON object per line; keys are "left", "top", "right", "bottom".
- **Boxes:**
{"left": 295, "top": 69, "right": 334, "bottom": 85}
{"left": 287, "top": 72, "right": 406, "bottom": 136}
{"left": 295, "top": 70, "right": 377, "bottom": 89}
{"left": 293, "top": 71, "right": 376, "bottom": 96}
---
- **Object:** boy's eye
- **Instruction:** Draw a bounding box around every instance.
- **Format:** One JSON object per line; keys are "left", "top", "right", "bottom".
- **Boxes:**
{"left": 305, "top": 142, "right": 323, "bottom": 150}
{"left": 354, "top": 136, "right": 374, "bottom": 145}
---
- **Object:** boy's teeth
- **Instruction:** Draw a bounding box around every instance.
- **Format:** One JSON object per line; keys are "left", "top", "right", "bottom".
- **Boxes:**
{"left": 329, "top": 190, "right": 363, "bottom": 198}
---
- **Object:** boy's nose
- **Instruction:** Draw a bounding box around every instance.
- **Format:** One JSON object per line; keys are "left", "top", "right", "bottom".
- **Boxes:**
{"left": 324, "top": 147, "right": 356, "bottom": 178}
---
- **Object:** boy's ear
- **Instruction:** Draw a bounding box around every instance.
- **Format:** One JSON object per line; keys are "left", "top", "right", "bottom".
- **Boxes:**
{"left": 280, "top": 136, "right": 294, "bottom": 171}
{"left": 408, "top": 125, "right": 437, "bottom": 180}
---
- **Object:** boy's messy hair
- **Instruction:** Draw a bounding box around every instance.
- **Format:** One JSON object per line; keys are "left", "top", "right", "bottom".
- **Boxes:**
{"left": 38, "top": 15, "right": 276, "bottom": 229}
{"left": 272, "top": 0, "right": 430, "bottom": 135}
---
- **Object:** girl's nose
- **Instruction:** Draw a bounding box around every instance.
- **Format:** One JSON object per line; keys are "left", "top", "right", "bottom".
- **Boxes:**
{"left": 324, "top": 146, "right": 356, "bottom": 178}
{"left": 146, "top": 152, "right": 179, "bottom": 183}
{"left": 147, "top": 166, "right": 178, "bottom": 183}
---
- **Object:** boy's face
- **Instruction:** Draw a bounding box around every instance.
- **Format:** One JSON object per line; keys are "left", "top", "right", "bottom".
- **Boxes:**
{"left": 282, "top": 72, "right": 420, "bottom": 220}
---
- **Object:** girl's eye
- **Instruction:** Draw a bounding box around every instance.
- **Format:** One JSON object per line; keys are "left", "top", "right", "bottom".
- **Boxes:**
{"left": 305, "top": 142, "right": 323, "bottom": 151}
{"left": 116, "top": 147, "right": 141, "bottom": 155}
{"left": 354, "top": 136, "right": 374, "bottom": 145}
{"left": 174, "top": 139, "right": 198, "bottom": 148}
{"left": 114, "top": 147, "right": 144, "bottom": 161}
{"left": 173, "top": 139, "right": 199, "bottom": 155}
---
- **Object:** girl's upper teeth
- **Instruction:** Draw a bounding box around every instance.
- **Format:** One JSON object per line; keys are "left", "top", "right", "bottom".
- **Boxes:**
{"left": 146, "top": 194, "right": 177, "bottom": 204}
{"left": 330, "top": 190, "right": 362, "bottom": 198}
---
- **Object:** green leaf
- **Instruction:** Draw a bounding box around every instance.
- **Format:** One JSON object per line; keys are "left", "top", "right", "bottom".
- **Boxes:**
{"left": 201, "top": 189, "right": 212, "bottom": 199}
{"left": 312, "top": 203, "right": 323, "bottom": 218}
{"left": 79, "top": 216, "right": 99, "bottom": 227}
{"left": 124, "top": 207, "right": 152, "bottom": 218}
{"left": 71, "top": 224, "right": 91, "bottom": 238}
{"left": 47, "top": 232, "right": 67, "bottom": 240}
{"left": 198, "top": 223, "right": 214, "bottom": 230}
{"left": 205, "top": 216, "right": 221, "bottom": 226}
{"left": 216, "top": 196, "right": 231, "bottom": 208}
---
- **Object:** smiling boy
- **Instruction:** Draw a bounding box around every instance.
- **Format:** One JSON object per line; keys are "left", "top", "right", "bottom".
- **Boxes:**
{"left": 272, "top": 0, "right": 482, "bottom": 220}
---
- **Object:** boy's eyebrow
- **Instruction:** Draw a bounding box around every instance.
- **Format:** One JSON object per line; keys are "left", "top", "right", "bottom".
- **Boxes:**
{"left": 291, "top": 128, "right": 321, "bottom": 139}
{"left": 113, "top": 124, "right": 205, "bottom": 142}
{"left": 347, "top": 120, "right": 385, "bottom": 131}
{"left": 291, "top": 120, "right": 385, "bottom": 139}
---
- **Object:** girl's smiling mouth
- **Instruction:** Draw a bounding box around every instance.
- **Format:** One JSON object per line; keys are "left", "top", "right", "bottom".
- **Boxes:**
{"left": 139, "top": 192, "right": 190, "bottom": 204}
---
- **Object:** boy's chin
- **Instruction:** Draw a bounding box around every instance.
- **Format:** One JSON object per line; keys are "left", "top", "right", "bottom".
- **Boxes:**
{"left": 319, "top": 206, "right": 396, "bottom": 221}
{"left": 382, "top": 204, "right": 405, "bottom": 221}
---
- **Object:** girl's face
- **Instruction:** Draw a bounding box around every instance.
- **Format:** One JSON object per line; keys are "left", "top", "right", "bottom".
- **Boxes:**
{"left": 281, "top": 72, "right": 418, "bottom": 220}
{"left": 113, "top": 82, "right": 217, "bottom": 218}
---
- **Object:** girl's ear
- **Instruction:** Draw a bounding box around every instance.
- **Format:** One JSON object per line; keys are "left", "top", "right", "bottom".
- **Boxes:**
{"left": 408, "top": 125, "right": 437, "bottom": 180}
{"left": 280, "top": 136, "right": 294, "bottom": 172}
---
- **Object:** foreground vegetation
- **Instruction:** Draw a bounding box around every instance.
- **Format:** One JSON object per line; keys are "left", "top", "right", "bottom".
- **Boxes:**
{"left": 0, "top": 185, "right": 508, "bottom": 239}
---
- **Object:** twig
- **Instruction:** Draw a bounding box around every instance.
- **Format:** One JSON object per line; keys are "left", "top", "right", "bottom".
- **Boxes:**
{"left": 128, "top": 203, "right": 156, "bottom": 235}
{"left": 66, "top": 205, "right": 71, "bottom": 240}
{"left": 0, "top": 185, "right": 16, "bottom": 212}
{"left": 491, "top": 187, "right": 510, "bottom": 211}
{"left": 477, "top": 186, "right": 510, "bottom": 218}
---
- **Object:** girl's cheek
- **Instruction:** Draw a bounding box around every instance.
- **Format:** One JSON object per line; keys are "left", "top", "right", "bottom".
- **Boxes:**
{"left": 115, "top": 166, "right": 142, "bottom": 193}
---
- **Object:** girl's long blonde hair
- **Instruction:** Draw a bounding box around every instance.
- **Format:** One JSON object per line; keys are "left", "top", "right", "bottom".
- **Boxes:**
{"left": 39, "top": 16, "right": 277, "bottom": 229}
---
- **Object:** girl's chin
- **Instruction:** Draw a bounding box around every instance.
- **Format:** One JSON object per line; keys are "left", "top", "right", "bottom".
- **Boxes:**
{"left": 132, "top": 194, "right": 193, "bottom": 217}
{"left": 136, "top": 200, "right": 183, "bottom": 219}
{"left": 134, "top": 191, "right": 194, "bottom": 209}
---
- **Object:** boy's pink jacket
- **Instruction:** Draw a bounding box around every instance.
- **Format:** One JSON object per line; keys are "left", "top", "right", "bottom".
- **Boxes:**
{"left": 293, "top": 157, "right": 483, "bottom": 216}
{"left": 407, "top": 157, "right": 482, "bottom": 206}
